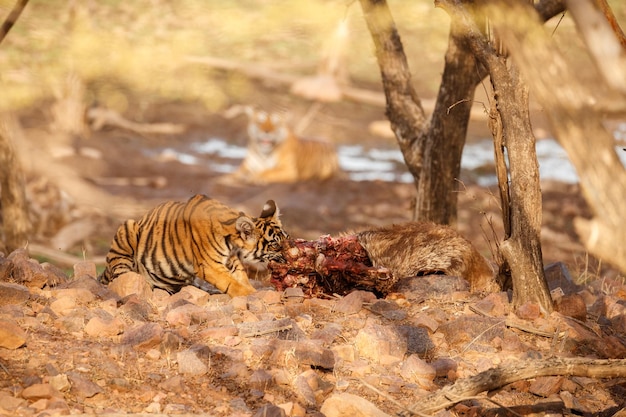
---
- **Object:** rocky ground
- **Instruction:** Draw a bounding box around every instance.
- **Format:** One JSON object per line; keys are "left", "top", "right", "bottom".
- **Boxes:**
{"left": 1, "top": 90, "right": 626, "bottom": 416}
{"left": 1, "top": 246, "right": 626, "bottom": 417}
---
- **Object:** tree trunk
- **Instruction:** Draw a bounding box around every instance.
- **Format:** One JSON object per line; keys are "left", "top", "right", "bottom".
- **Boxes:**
{"left": 491, "top": 66, "right": 551, "bottom": 311}
{"left": 486, "top": 1, "right": 626, "bottom": 276}
{"left": 437, "top": 0, "right": 554, "bottom": 311}
{"left": 359, "top": 0, "right": 480, "bottom": 225}
{"left": 0, "top": 117, "right": 30, "bottom": 253}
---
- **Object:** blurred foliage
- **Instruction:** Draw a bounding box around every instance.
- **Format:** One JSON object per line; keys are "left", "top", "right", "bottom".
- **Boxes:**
{"left": 0, "top": 0, "right": 450, "bottom": 113}
{"left": 0, "top": 0, "right": 623, "bottom": 114}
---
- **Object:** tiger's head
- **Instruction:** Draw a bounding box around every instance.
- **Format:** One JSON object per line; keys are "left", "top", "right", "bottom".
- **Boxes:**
{"left": 245, "top": 108, "right": 290, "bottom": 156}
{"left": 235, "top": 199, "right": 288, "bottom": 268}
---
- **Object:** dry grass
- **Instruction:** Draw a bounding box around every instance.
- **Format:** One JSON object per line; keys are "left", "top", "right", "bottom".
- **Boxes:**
{"left": 0, "top": 0, "right": 449, "bottom": 113}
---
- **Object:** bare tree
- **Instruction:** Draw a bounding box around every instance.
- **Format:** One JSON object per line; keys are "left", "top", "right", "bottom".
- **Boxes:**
{"left": 358, "top": 0, "right": 569, "bottom": 311}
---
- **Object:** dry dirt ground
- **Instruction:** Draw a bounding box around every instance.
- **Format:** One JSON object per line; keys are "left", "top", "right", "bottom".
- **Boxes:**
{"left": 2, "top": 83, "right": 626, "bottom": 416}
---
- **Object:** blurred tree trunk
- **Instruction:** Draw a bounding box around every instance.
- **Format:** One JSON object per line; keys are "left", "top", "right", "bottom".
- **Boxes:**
{"left": 0, "top": 118, "right": 30, "bottom": 253}
{"left": 0, "top": 0, "right": 31, "bottom": 253}
{"left": 359, "top": 0, "right": 482, "bottom": 225}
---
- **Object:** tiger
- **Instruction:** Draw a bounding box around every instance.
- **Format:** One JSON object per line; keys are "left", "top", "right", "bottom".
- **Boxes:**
{"left": 230, "top": 107, "right": 340, "bottom": 184}
{"left": 98, "top": 194, "right": 288, "bottom": 297}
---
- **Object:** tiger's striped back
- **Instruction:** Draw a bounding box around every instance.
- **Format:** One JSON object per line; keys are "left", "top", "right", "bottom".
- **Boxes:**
{"left": 98, "top": 195, "right": 287, "bottom": 297}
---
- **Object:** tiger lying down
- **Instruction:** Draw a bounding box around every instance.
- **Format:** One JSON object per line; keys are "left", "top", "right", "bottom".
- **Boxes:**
{"left": 99, "top": 194, "right": 288, "bottom": 297}
{"left": 100, "top": 195, "right": 499, "bottom": 298}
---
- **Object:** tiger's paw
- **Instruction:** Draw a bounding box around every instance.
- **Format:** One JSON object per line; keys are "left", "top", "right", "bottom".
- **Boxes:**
{"left": 224, "top": 280, "right": 257, "bottom": 298}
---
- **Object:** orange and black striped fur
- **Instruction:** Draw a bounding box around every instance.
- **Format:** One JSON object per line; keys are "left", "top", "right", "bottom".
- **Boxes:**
{"left": 98, "top": 195, "right": 288, "bottom": 297}
{"left": 232, "top": 108, "right": 339, "bottom": 184}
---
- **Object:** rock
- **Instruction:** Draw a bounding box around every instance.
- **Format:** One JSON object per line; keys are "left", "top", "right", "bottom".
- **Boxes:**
{"left": 107, "top": 271, "right": 152, "bottom": 299}
{"left": 52, "top": 287, "right": 96, "bottom": 304}
{"left": 516, "top": 302, "right": 542, "bottom": 320}
{"left": 171, "top": 285, "right": 210, "bottom": 306}
{"left": 48, "top": 374, "right": 71, "bottom": 392}
{"left": 59, "top": 275, "right": 119, "bottom": 301}
{"left": 165, "top": 303, "right": 209, "bottom": 326}
{"left": 176, "top": 345, "right": 211, "bottom": 376}
{"left": 121, "top": 322, "right": 163, "bottom": 350}
{"left": 431, "top": 357, "right": 458, "bottom": 378}
{"left": 438, "top": 316, "right": 504, "bottom": 349}
{"left": 0, "top": 249, "right": 48, "bottom": 288}
{"left": 355, "top": 318, "right": 407, "bottom": 363}
{"left": 21, "top": 383, "right": 60, "bottom": 400}
{"left": 310, "top": 322, "right": 342, "bottom": 345}
{"left": 158, "top": 375, "right": 186, "bottom": 393}
{"left": 0, "top": 282, "right": 29, "bottom": 306}
{"left": 254, "top": 404, "right": 286, "bottom": 417}
{"left": 333, "top": 290, "right": 376, "bottom": 314}
{"left": 249, "top": 369, "right": 274, "bottom": 391}
{"left": 73, "top": 261, "right": 97, "bottom": 279}
{"left": 238, "top": 318, "right": 305, "bottom": 340}
{"left": 555, "top": 294, "right": 587, "bottom": 321}
{"left": 42, "top": 262, "right": 70, "bottom": 286}
{"left": 0, "top": 391, "right": 26, "bottom": 414}
{"left": 410, "top": 313, "right": 439, "bottom": 333}
{"left": 160, "top": 331, "right": 182, "bottom": 354}
{"left": 84, "top": 315, "right": 125, "bottom": 337}
{"left": 529, "top": 376, "right": 564, "bottom": 397}
{"left": 0, "top": 319, "right": 27, "bottom": 349}
{"left": 67, "top": 372, "right": 102, "bottom": 399}
{"left": 331, "top": 344, "right": 356, "bottom": 362}
{"left": 283, "top": 287, "right": 305, "bottom": 303}
{"left": 399, "top": 354, "right": 436, "bottom": 388}
{"left": 292, "top": 370, "right": 320, "bottom": 407}
{"left": 397, "top": 325, "right": 435, "bottom": 355}
{"left": 472, "top": 292, "right": 509, "bottom": 317}
{"left": 177, "top": 348, "right": 209, "bottom": 375}
{"left": 199, "top": 325, "right": 238, "bottom": 341}
{"left": 544, "top": 262, "right": 581, "bottom": 295}
{"left": 320, "top": 393, "right": 392, "bottom": 417}
{"left": 367, "top": 299, "right": 407, "bottom": 320}
{"left": 49, "top": 296, "right": 77, "bottom": 316}
{"left": 253, "top": 289, "right": 282, "bottom": 305}
{"left": 270, "top": 339, "right": 336, "bottom": 370}
{"left": 119, "top": 294, "right": 152, "bottom": 321}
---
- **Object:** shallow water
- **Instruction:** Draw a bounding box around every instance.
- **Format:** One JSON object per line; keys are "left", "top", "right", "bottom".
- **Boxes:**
{"left": 150, "top": 127, "right": 626, "bottom": 186}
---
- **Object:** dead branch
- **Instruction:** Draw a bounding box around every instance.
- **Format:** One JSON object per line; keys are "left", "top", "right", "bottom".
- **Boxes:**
{"left": 87, "top": 107, "right": 186, "bottom": 135}
{"left": 410, "top": 357, "right": 626, "bottom": 414}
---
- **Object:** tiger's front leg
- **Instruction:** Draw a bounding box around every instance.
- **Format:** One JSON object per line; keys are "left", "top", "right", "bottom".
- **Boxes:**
{"left": 195, "top": 253, "right": 256, "bottom": 297}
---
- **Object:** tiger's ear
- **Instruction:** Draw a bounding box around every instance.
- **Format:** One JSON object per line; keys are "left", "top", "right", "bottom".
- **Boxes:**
{"left": 236, "top": 216, "right": 256, "bottom": 241}
{"left": 259, "top": 200, "right": 279, "bottom": 219}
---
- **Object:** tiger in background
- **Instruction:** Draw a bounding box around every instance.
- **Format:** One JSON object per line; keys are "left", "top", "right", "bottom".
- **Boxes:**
{"left": 229, "top": 107, "right": 340, "bottom": 184}
{"left": 98, "top": 194, "right": 288, "bottom": 297}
